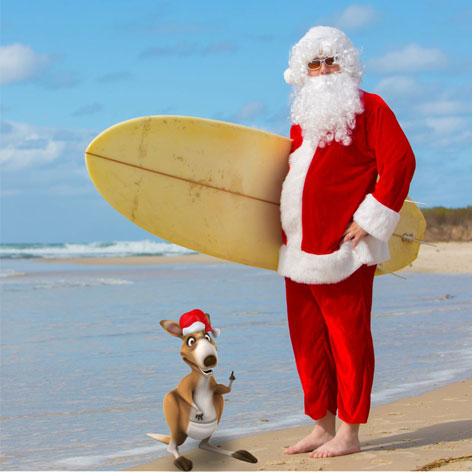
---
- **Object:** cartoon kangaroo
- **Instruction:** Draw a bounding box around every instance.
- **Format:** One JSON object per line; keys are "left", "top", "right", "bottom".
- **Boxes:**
{"left": 147, "top": 309, "right": 258, "bottom": 471}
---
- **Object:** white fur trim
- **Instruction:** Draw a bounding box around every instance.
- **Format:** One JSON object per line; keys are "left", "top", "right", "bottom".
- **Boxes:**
{"left": 279, "top": 137, "right": 393, "bottom": 284}
{"left": 212, "top": 328, "right": 220, "bottom": 338}
{"left": 278, "top": 236, "right": 390, "bottom": 284}
{"left": 284, "top": 68, "right": 297, "bottom": 85}
{"left": 182, "top": 321, "right": 206, "bottom": 336}
{"left": 353, "top": 193, "right": 400, "bottom": 242}
{"left": 280, "top": 139, "right": 316, "bottom": 249}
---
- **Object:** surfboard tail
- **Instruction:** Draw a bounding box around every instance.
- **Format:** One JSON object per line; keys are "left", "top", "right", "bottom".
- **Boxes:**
{"left": 147, "top": 433, "right": 171, "bottom": 444}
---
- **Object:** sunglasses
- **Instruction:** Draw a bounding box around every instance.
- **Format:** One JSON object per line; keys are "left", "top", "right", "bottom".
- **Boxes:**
{"left": 307, "top": 56, "right": 338, "bottom": 71}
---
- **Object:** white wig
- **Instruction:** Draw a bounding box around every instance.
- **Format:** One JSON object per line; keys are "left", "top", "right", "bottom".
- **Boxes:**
{"left": 284, "top": 26, "right": 362, "bottom": 86}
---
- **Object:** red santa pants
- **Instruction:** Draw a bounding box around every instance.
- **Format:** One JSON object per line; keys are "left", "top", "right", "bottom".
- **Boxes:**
{"left": 284, "top": 264, "right": 376, "bottom": 424}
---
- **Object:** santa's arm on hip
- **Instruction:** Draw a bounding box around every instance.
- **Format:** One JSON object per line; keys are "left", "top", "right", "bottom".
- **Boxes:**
{"left": 343, "top": 99, "right": 416, "bottom": 248}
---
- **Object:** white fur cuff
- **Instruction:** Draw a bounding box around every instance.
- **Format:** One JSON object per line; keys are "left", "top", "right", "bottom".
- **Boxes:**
{"left": 353, "top": 194, "right": 400, "bottom": 242}
{"left": 278, "top": 243, "right": 362, "bottom": 284}
{"left": 278, "top": 236, "right": 390, "bottom": 285}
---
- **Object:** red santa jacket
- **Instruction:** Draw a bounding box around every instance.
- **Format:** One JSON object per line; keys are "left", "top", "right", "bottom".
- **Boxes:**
{"left": 278, "top": 91, "right": 416, "bottom": 284}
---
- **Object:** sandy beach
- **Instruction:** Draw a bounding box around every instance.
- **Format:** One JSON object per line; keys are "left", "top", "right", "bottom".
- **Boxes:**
{"left": 26, "top": 241, "right": 471, "bottom": 470}
{"left": 129, "top": 379, "right": 472, "bottom": 471}
{"left": 39, "top": 241, "right": 472, "bottom": 274}
{"left": 400, "top": 242, "right": 472, "bottom": 274}
{"left": 114, "top": 242, "right": 471, "bottom": 471}
{"left": 37, "top": 253, "right": 226, "bottom": 266}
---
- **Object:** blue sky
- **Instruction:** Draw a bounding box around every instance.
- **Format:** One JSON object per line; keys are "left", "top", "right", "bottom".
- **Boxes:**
{"left": 1, "top": 0, "right": 471, "bottom": 243}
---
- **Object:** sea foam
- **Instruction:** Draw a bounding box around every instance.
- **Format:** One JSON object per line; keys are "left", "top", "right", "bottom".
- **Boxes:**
{"left": 0, "top": 240, "right": 196, "bottom": 259}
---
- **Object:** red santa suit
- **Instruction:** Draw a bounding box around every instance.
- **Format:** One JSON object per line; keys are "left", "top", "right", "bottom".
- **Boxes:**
{"left": 279, "top": 91, "right": 415, "bottom": 423}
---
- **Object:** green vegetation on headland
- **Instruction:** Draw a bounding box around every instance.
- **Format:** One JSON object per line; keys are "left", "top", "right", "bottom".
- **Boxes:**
{"left": 421, "top": 206, "right": 472, "bottom": 241}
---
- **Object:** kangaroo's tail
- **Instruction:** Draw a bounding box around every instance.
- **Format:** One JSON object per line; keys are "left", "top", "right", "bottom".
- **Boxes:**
{"left": 147, "top": 433, "right": 171, "bottom": 444}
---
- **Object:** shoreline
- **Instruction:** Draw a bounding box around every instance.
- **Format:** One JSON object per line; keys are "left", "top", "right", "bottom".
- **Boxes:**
{"left": 5, "top": 245, "right": 470, "bottom": 469}
{"left": 36, "top": 253, "right": 226, "bottom": 266}
{"left": 35, "top": 242, "right": 472, "bottom": 273}
{"left": 128, "top": 378, "right": 472, "bottom": 471}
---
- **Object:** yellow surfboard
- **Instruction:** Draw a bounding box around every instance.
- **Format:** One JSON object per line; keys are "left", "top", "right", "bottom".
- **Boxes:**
{"left": 85, "top": 116, "right": 425, "bottom": 275}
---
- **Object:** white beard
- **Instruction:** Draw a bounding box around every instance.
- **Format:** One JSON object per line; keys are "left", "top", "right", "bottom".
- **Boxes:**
{"left": 290, "top": 72, "right": 363, "bottom": 147}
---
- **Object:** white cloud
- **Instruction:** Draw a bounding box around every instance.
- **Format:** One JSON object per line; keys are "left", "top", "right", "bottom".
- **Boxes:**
{"left": 1, "top": 121, "right": 98, "bottom": 198}
{"left": 0, "top": 120, "right": 93, "bottom": 172}
{"left": 0, "top": 43, "right": 52, "bottom": 85}
{"left": 417, "top": 100, "right": 470, "bottom": 116}
{"left": 375, "top": 75, "right": 420, "bottom": 97}
{"left": 402, "top": 115, "right": 472, "bottom": 150}
{"left": 1, "top": 121, "right": 65, "bottom": 170}
{"left": 72, "top": 102, "right": 103, "bottom": 117}
{"left": 333, "top": 4, "right": 378, "bottom": 31}
{"left": 369, "top": 44, "right": 447, "bottom": 73}
{"left": 425, "top": 116, "right": 469, "bottom": 136}
{"left": 139, "top": 40, "right": 237, "bottom": 58}
{"left": 229, "top": 101, "right": 266, "bottom": 122}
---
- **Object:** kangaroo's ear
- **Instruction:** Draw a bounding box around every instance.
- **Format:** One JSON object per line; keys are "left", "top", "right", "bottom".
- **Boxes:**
{"left": 205, "top": 312, "right": 220, "bottom": 337}
{"left": 160, "top": 320, "right": 183, "bottom": 338}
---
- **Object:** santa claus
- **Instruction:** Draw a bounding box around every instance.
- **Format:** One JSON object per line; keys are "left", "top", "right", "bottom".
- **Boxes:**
{"left": 279, "top": 26, "right": 415, "bottom": 458}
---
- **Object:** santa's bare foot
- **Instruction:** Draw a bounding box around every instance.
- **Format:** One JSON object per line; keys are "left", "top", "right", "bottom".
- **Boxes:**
{"left": 309, "top": 424, "right": 360, "bottom": 458}
{"left": 284, "top": 413, "right": 335, "bottom": 454}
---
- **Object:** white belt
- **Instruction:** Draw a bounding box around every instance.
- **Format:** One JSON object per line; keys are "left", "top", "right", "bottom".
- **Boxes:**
{"left": 186, "top": 419, "right": 218, "bottom": 440}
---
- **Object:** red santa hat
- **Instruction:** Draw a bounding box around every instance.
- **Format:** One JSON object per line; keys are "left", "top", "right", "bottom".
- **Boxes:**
{"left": 179, "top": 309, "right": 220, "bottom": 338}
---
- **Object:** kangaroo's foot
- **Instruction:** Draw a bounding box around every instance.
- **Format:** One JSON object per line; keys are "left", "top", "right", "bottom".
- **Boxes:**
{"left": 199, "top": 438, "right": 258, "bottom": 463}
{"left": 174, "top": 455, "right": 193, "bottom": 471}
{"left": 232, "top": 449, "right": 258, "bottom": 463}
{"left": 168, "top": 438, "right": 192, "bottom": 470}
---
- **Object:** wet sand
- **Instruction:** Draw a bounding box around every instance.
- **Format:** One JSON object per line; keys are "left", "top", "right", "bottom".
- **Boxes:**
{"left": 37, "top": 253, "right": 225, "bottom": 266}
{"left": 37, "top": 242, "right": 472, "bottom": 470}
{"left": 129, "top": 379, "right": 472, "bottom": 471}
{"left": 39, "top": 242, "right": 472, "bottom": 274}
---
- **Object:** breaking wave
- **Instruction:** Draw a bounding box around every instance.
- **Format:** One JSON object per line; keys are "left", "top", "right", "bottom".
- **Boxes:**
{"left": 0, "top": 240, "right": 197, "bottom": 259}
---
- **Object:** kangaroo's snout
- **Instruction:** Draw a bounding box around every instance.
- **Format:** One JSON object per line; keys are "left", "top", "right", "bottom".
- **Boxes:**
{"left": 204, "top": 355, "right": 217, "bottom": 367}
{"left": 182, "top": 333, "right": 218, "bottom": 375}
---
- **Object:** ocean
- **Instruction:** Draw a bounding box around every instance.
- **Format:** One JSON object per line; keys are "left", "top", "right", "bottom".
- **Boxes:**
{"left": 0, "top": 240, "right": 196, "bottom": 261}
{"left": 1, "top": 242, "right": 471, "bottom": 470}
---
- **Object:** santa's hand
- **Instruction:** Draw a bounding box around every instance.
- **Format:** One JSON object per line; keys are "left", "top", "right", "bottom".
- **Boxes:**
{"left": 342, "top": 221, "right": 368, "bottom": 249}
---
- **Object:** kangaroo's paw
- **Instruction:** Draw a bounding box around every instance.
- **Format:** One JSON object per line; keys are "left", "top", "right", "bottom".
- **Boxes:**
{"left": 232, "top": 449, "right": 258, "bottom": 463}
{"left": 174, "top": 455, "right": 193, "bottom": 471}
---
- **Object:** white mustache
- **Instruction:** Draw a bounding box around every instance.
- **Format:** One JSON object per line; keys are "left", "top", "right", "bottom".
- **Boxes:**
{"left": 290, "top": 72, "right": 363, "bottom": 147}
